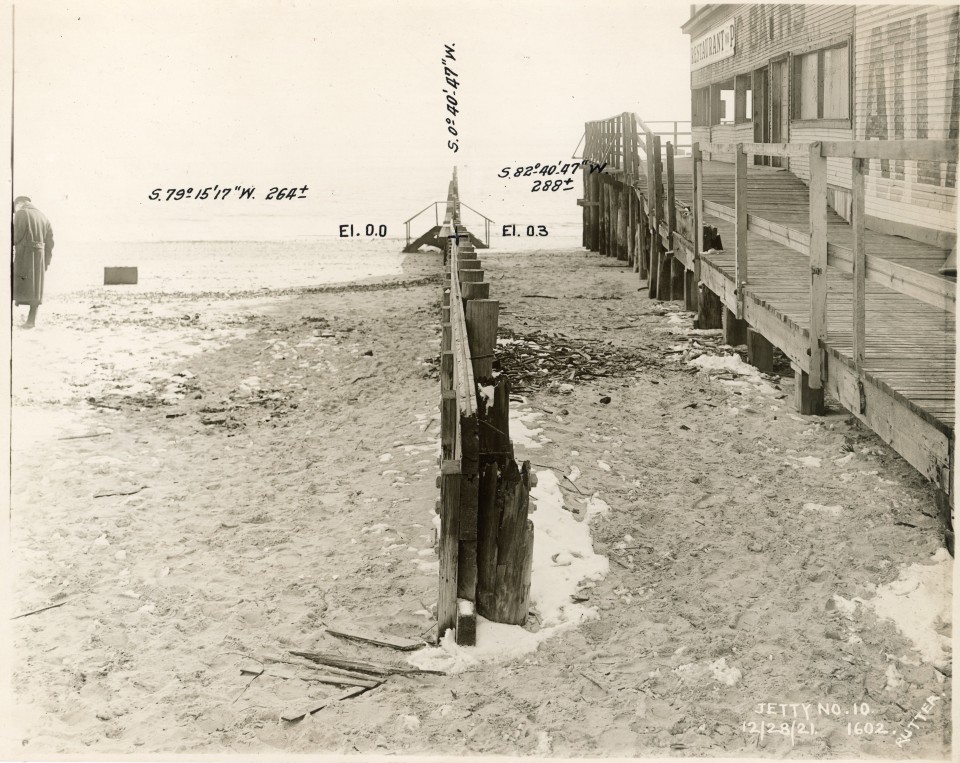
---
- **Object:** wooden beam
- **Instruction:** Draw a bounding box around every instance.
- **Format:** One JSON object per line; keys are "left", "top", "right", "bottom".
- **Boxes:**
{"left": 700, "top": 141, "right": 812, "bottom": 158}
{"left": 819, "top": 139, "right": 958, "bottom": 162}
{"left": 808, "top": 142, "right": 828, "bottom": 392}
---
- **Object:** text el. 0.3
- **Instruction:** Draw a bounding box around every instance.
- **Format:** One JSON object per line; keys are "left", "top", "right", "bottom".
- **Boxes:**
{"left": 502, "top": 225, "right": 548, "bottom": 237}
{"left": 339, "top": 224, "right": 388, "bottom": 238}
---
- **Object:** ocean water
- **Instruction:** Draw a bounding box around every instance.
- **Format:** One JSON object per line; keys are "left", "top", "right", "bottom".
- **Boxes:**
{"left": 46, "top": 238, "right": 410, "bottom": 296}
{"left": 49, "top": 223, "right": 583, "bottom": 297}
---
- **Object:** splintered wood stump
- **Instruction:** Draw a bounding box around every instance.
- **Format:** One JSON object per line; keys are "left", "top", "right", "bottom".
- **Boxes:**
{"left": 479, "top": 375, "right": 512, "bottom": 460}
{"left": 476, "top": 461, "right": 500, "bottom": 617}
{"left": 477, "top": 459, "right": 533, "bottom": 624}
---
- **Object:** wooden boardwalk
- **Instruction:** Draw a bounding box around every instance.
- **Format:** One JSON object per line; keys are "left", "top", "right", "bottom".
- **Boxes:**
{"left": 671, "top": 159, "right": 955, "bottom": 438}
{"left": 580, "top": 114, "right": 956, "bottom": 529}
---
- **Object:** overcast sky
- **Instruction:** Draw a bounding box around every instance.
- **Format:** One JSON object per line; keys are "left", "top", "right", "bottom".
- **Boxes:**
{"left": 11, "top": 0, "right": 694, "bottom": 241}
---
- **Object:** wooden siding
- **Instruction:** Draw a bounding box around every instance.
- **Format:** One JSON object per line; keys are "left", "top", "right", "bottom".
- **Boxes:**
{"left": 691, "top": 5, "right": 854, "bottom": 89}
{"left": 854, "top": 4, "right": 959, "bottom": 232}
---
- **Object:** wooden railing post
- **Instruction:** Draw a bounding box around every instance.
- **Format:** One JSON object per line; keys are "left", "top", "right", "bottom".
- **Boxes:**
{"left": 582, "top": 123, "right": 590, "bottom": 249}
{"left": 808, "top": 141, "right": 828, "bottom": 399}
{"left": 690, "top": 142, "right": 704, "bottom": 311}
{"left": 627, "top": 114, "right": 638, "bottom": 271}
{"left": 852, "top": 157, "right": 867, "bottom": 377}
{"left": 648, "top": 134, "right": 662, "bottom": 298}
{"left": 643, "top": 128, "right": 655, "bottom": 283}
{"left": 666, "top": 141, "right": 682, "bottom": 300}
{"left": 734, "top": 143, "right": 748, "bottom": 318}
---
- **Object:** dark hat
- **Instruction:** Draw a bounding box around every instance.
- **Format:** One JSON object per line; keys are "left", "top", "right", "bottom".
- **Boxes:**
{"left": 14, "top": 195, "right": 31, "bottom": 205}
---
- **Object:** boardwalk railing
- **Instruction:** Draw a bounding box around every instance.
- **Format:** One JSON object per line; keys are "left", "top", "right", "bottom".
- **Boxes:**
{"left": 437, "top": 169, "right": 535, "bottom": 646}
{"left": 581, "top": 113, "right": 956, "bottom": 518}
{"left": 691, "top": 140, "right": 957, "bottom": 401}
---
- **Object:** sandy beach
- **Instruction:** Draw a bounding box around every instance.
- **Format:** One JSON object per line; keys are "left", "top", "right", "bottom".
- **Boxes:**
{"left": 5, "top": 244, "right": 952, "bottom": 758}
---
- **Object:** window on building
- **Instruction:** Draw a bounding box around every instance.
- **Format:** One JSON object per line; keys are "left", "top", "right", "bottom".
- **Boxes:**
{"left": 692, "top": 87, "right": 711, "bottom": 127}
{"left": 734, "top": 74, "right": 752, "bottom": 124}
{"left": 793, "top": 42, "right": 850, "bottom": 121}
{"left": 717, "top": 79, "right": 735, "bottom": 125}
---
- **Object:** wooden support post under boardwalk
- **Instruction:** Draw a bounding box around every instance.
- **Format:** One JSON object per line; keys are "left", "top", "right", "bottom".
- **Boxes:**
{"left": 697, "top": 284, "right": 723, "bottom": 329}
{"left": 637, "top": 195, "right": 648, "bottom": 280}
{"left": 792, "top": 363, "right": 825, "bottom": 416}
{"left": 670, "top": 257, "right": 684, "bottom": 302}
{"left": 723, "top": 308, "right": 748, "bottom": 346}
{"left": 683, "top": 269, "right": 698, "bottom": 311}
{"left": 617, "top": 186, "right": 627, "bottom": 261}
{"left": 657, "top": 251, "right": 673, "bottom": 301}
{"left": 598, "top": 178, "right": 606, "bottom": 255}
{"left": 808, "top": 142, "right": 828, "bottom": 393}
{"left": 746, "top": 328, "right": 774, "bottom": 374}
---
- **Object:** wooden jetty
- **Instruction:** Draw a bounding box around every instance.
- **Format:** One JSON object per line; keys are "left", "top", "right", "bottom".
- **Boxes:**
{"left": 578, "top": 113, "right": 956, "bottom": 545}
{"left": 436, "top": 168, "right": 536, "bottom": 645}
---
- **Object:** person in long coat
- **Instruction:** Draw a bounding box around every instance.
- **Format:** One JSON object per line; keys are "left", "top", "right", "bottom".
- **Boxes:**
{"left": 12, "top": 195, "right": 54, "bottom": 328}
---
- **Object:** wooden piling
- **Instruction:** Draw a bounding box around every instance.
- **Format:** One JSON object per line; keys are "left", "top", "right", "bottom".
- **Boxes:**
{"left": 683, "top": 269, "right": 699, "bottom": 311}
{"left": 723, "top": 308, "right": 748, "bottom": 346}
{"left": 490, "top": 460, "right": 533, "bottom": 625}
{"left": 746, "top": 328, "right": 775, "bottom": 374}
{"left": 440, "top": 390, "right": 456, "bottom": 459}
{"left": 697, "top": 285, "right": 723, "bottom": 329}
{"left": 462, "top": 282, "right": 489, "bottom": 300}
{"left": 792, "top": 363, "right": 825, "bottom": 416}
{"left": 808, "top": 142, "right": 828, "bottom": 394}
{"left": 465, "top": 300, "right": 498, "bottom": 379}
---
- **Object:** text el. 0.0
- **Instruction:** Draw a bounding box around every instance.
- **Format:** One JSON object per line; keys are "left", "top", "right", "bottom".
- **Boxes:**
{"left": 339, "top": 224, "right": 388, "bottom": 237}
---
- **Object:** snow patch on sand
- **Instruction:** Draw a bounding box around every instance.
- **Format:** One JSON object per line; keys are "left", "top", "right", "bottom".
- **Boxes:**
{"left": 687, "top": 353, "right": 779, "bottom": 394}
{"left": 869, "top": 548, "right": 952, "bottom": 664}
{"left": 510, "top": 408, "right": 551, "bottom": 448}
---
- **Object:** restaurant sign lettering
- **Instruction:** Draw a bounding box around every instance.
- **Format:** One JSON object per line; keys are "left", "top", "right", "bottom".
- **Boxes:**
{"left": 691, "top": 20, "right": 736, "bottom": 71}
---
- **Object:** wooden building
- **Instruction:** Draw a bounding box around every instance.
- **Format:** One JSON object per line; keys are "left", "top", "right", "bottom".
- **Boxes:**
{"left": 578, "top": 4, "right": 957, "bottom": 547}
{"left": 684, "top": 3, "right": 958, "bottom": 252}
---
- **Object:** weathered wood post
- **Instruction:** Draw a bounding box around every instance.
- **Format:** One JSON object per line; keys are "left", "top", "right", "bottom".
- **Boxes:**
{"left": 666, "top": 142, "right": 683, "bottom": 300}
{"left": 624, "top": 113, "right": 636, "bottom": 268}
{"left": 582, "top": 123, "right": 591, "bottom": 250}
{"left": 649, "top": 134, "right": 663, "bottom": 299}
{"left": 852, "top": 156, "right": 867, "bottom": 372}
{"left": 734, "top": 142, "right": 749, "bottom": 318}
{"left": 804, "top": 141, "right": 827, "bottom": 415}
{"left": 686, "top": 143, "right": 703, "bottom": 311}
{"left": 654, "top": 137, "right": 672, "bottom": 299}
